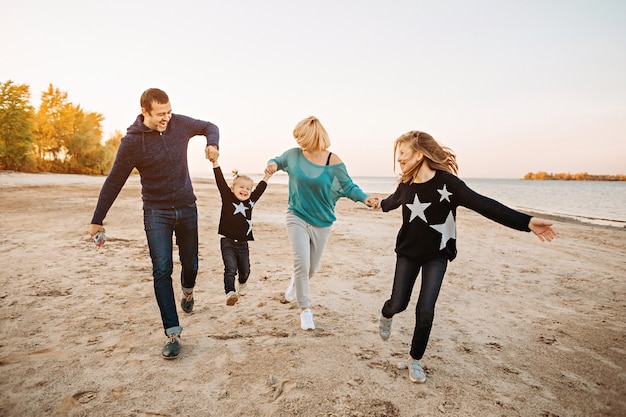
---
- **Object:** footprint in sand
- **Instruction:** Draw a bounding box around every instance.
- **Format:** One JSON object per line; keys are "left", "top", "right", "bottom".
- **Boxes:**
{"left": 268, "top": 376, "right": 296, "bottom": 401}
{"left": 52, "top": 390, "right": 97, "bottom": 415}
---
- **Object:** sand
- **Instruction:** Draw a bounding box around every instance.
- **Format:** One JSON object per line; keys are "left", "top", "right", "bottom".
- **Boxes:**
{"left": 0, "top": 171, "right": 624, "bottom": 417}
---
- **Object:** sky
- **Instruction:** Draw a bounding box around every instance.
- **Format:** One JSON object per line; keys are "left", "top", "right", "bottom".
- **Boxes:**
{"left": 1, "top": 0, "right": 625, "bottom": 178}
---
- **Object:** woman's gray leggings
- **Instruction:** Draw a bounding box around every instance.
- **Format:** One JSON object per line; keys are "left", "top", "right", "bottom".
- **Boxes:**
{"left": 285, "top": 211, "right": 332, "bottom": 308}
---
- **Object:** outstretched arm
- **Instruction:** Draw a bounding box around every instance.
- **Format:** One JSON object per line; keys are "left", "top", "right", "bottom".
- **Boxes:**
{"left": 528, "top": 217, "right": 556, "bottom": 242}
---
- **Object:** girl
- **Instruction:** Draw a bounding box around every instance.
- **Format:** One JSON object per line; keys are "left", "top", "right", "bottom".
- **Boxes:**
{"left": 265, "top": 116, "right": 378, "bottom": 330}
{"left": 212, "top": 155, "right": 272, "bottom": 306}
{"left": 378, "top": 131, "right": 555, "bottom": 383}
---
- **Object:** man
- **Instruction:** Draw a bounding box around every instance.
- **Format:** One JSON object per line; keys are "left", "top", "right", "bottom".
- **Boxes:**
{"left": 88, "top": 88, "right": 219, "bottom": 359}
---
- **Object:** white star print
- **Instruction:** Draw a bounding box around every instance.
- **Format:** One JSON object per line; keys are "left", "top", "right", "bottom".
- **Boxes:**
{"left": 437, "top": 184, "right": 452, "bottom": 202}
{"left": 430, "top": 212, "right": 456, "bottom": 250}
{"left": 232, "top": 202, "right": 248, "bottom": 216}
{"left": 406, "top": 193, "right": 431, "bottom": 223}
{"left": 246, "top": 219, "right": 253, "bottom": 235}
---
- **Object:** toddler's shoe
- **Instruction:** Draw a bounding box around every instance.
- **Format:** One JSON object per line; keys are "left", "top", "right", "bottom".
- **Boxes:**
{"left": 238, "top": 282, "right": 248, "bottom": 296}
{"left": 226, "top": 291, "right": 238, "bottom": 306}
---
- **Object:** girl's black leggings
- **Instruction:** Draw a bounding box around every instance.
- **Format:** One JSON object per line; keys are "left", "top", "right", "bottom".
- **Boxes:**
{"left": 381, "top": 255, "right": 448, "bottom": 360}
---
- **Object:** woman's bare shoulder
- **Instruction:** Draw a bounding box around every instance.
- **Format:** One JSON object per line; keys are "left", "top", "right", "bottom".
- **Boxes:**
{"left": 329, "top": 152, "right": 343, "bottom": 165}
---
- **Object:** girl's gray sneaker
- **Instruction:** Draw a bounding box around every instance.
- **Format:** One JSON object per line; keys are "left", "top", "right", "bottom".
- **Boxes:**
{"left": 409, "top": 358, "right": 426, "bottom": 383}
{"left": 379, "top": 315, "right": 393, "bottom": 340}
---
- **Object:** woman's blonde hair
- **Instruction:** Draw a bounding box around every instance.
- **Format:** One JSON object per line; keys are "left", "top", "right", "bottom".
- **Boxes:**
{"left": 293, "top": 116, "right": 331, "bottom": 151}
{"left": 395, "top": 131, "right": 458, "bottom": 183}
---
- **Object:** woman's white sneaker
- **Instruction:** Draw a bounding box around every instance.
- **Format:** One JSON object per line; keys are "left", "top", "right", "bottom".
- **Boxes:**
{"left": 300, "top": 309, "right": 315, "bottom": 330}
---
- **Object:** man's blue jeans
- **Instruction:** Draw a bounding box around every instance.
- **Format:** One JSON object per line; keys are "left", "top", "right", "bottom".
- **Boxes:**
{"left": 144, "top": 202, "right": 198, "bottom": 336}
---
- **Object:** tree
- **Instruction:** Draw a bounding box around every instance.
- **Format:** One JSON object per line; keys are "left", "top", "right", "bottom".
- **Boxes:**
{"left": 100, "top": 130, "right": 123, "bottom": 174}
{"left": 64, "top": 104, "right": 106, "bottom": 174}
{"left": 32, "top": 84, "right": 106, "bottom": 174}
{"left": 0, "top": 80, "right": 36, "bottom": 171}
{"left": 32, "top": 84, "right": 74, "bottom": 168}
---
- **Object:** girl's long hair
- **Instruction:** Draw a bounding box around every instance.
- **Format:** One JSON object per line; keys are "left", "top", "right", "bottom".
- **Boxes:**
{"left": 394, "top": 131, "right": 458, "bottom": 183}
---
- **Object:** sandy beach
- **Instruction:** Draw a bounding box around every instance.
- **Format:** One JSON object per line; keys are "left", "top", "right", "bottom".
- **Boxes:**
{"left": 0, "top": 171, "right": 624, "bottom": 417}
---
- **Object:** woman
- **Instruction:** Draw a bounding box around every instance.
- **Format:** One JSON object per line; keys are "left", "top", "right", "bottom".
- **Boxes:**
{"left": 265, "top": 116, "right": 378, "bottom": 330}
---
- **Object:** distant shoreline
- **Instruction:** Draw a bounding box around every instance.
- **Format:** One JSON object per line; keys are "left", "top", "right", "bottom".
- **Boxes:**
{"left": 522, "top": 172, "right": 625, "bottom": 181}
{"left": 2, "top": 169, "right": 625, "bottom": 182}
{"left": 523, "top": 178, "right": 626, "bottom": 182}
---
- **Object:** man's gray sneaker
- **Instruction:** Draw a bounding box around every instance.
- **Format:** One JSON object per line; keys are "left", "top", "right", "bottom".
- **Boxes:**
{"left": 181, "top": 291, "right": 194, "bottom": 313}
{"left": 409, "top": 358, "right": 426, "bottom": 383}
{"left": 379, "top": 315, "right": 393, "bottom": 341}
{"left": 162, "top": 334, "right": 181, "bottom": 359}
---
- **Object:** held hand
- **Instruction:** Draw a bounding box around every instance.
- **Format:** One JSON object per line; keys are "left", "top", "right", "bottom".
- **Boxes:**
{"left": 206, "top": 145, "right": 219, "bottom": 162}
{"left": 365, "top": 197, "right": 380, "bottom": 209}
{"left": 528, "top": 217, "right": 556, "bottom": 242}
{"left": 262, "top": 169, "right": 274, "bottom": 182}
{"left": 264, "top": 162, "right": 278, "bottom": 176}
{"left": 88, "top": 223, "right": 104, "bottom": 238}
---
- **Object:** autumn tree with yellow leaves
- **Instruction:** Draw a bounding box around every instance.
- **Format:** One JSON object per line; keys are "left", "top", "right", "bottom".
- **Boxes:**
{"left": 0, "top": 80, "right": 120, "bottom": 174}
